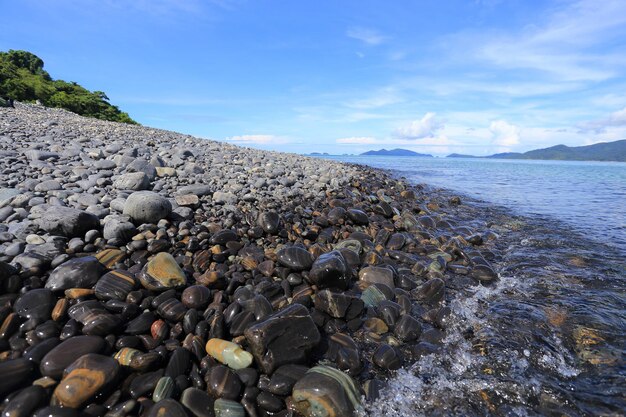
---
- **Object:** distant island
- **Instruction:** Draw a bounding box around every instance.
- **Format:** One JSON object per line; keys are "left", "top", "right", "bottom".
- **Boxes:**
{"left": 0, "top": 49, "right": 136, "bottom": 124}
{"left": 361, "top": 148, "right": 433, "bottom": 157}
{"left": 448, "top": 140, "right": 626, "bottom": 162}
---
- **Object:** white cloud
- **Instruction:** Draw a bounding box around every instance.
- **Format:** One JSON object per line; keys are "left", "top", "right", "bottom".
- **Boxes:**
{"left": 578, "top": 106, "right": 626, "bottom": 133}
{"left": 343, "top": 89, "right": 402, "bottom": 109}
{"left": 224, "top": 135, "right": 288, "bottom": 144}
{"left": 489, "top": 120, "right": 520, "bottom": 147}
{"left": 394, "top": 112, "right": 444, "bottom": 139}
{"left": 346, "top": 27, "right": 388, "bottom": 45}
{"left": 336, "top": 137, "right": 380, "bottom": 145}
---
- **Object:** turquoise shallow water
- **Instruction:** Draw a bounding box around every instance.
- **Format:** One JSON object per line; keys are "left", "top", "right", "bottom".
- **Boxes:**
{"left": 327, "top": 156, "right": 626, "bottom": 254}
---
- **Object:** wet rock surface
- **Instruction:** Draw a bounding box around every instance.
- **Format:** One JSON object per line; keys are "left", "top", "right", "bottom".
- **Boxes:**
{"left": 0, "top": 103, "right": 511, "bottom": 416}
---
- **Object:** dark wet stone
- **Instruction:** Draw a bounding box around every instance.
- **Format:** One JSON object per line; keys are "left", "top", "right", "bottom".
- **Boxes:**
{"left": 33, "top": 406, "right": 79, "bottom": 417}
{"left": 129, "top": 369, "right": 164, "bottom": 398}
{"left": 257, "top": 212, "right": 280, "bottom": 234}
{"left": 346, "top": 208, "right": 369, "bottom": 225}
{"left": 24, "top": 337, "right": 61, "bottom": 364}
{"left": 94, "top": 270, "right": 136, "bottom": 301}
{"left": 206, "top": 364, "right": 243, "bottom": 400}
{"left": 372, "top": 344, "right": 402, "bottom": 370}
{"left": 2, "top": 385, "right": 46, "bottom": 417}
{"left": 358, "top": 266, "right": 395, "bottom": 288}
{"left": 257, "top": 391, "right": 283, "bottom": 412}
{"left": 165, "top": 347, "right": 191, "bottom": 379}
{"left": 14, "top": 288, "right": 55, "bottom": 321}
{"left": 157, "top": 298, "right": 187, "bottom": 322}
{"left": 244, "top": 304, "right": 321, "bottom": 374}
{"left": 153, "top": 376, "right": 175, "bottom": 402}
{"left": 45, "top": 256, "right": 105, "bottom": 291}
{"left": 292, "top": 366, "right": 363, "bottom": 417}
{"left": 138, "top": 252, "right": 187, "bottom": 291}
{"left": 308, "top": 250, "right": 351, "bottom": 290}
{"left": 386, "top": 233, "right": 406, "bottom": 250}
{"left": 0, "top": 358, "right": 34, "bottom": 396}
{"left": 267, "top": 364, "right": 308, "bottom": 396}
{"left": 410, "top": 341, "right": 442, "bottom": 359}
{"left": 470, "top": 264, "right": 498, "bottom": 283}
{"left": 414, "top": 278, "right": 445, "bottom": 305}
{"left": 146, "top": 398, "right": 188, "bottom": 417}
{"left": 52, "top": 353, "right": 119, "bottom": 408}
{"left": 394, "top": 314, "right": 422, "bottom": 342}
{"left": 40, "top": 335, "right": 105, "bottom": 379}
{"left": 327, "top": 207, "right": 346, "bottom": 224}
{"left": 209, "top": 229, "right": 239, "bottom": 246}
{"left": 376, "top": 300, "right": 402, "bottom": 327}
{"left": 125, "top": 311, "right": 156, "bottom": 335}
{"left": 229, "top": 310, "right": 255, "bottom": 337}
{"left": 67, "top": 300, "right": 120, "bottom": 336}
{"left": 181, "top": 387, "right": 216, "bottom": 417}
{"left": 181, "top": 285, "right": 211, "bottom": 309}
{"left": 276, "top": 246, "right": 313, "bottom": 271}
{"left": 313, "top": 289, "right": 363, "bottom": 320}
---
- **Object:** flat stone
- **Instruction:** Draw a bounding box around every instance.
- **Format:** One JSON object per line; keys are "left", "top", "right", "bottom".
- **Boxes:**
{"left": 40, "top": 335, "right": 105, "bottom": 379}
{"left": 276, "top": 246, "right": 313, "bottom": 271}
{"left": 14, "top": 288, "right": 55, "bottom": 321}
{"left": 36, "top": 206, "right": 100, "bottom": 238}
{"left": 45, "top": 256, "right": 105, "bottom": 291}
{"left": 358, "top": 266, "right": 395, "bottom": 288}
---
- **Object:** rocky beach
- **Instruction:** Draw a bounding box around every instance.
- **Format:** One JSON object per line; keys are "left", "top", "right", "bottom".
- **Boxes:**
{"left": 0, "top": 103, "right": 623, "bottom": 417}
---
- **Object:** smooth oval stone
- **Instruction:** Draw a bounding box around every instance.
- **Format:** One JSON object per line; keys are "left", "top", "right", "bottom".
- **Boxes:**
{"left": 376, "top": 300, "right": 402, "bottom": 327}
{"left": 327, "top": 207, "right": 346, "bottom": 223}
{"left": 308, "top": 250, "right": 350, "bottom": 290}
{"left": 157, "top": 298, "right": 187, "bottom": 322}
{"left": 40, "top": 335, "right": 105, "bottom": 379}
{"left": 334, "top": 239, "right": 362, "bottom": 255}
{"left": 0, "top": 358, "right": 34, "bottom": 396}
{"left": 386, "top": 233, "right": 406, "bottom": 250}
{"left": 45, "top": 256, "right": 105, "bottom": 291}
{"left": 94, "top": 270, "right": 136, "bottom": 301}
{"left": 372, "top": 344, "right": 402, "bottom": 370}
{"left": 146, "top": 398, "right": 188, "bottom": 417}
{"left": 276, "top": 247, "right": 313, "bottom": 271}
{"left": 95, "top": 249, "right": 126, "bottom": 269}
{"left": 181, "top": 387, "right": 216, "bottom": 417}
{"left": 206, "top": 365, "right": 242, "bottom": 400}
{"left": 24, "top": 337, "right": 61, "bottom": 364}
{"left": 2, "top": 385, "right": 46, "bottom": 417}
{"left": 52, "top": 353, "right": 120, "bottom": 408}
{"left": 363, "top": 317, "right": 388, "bottom": 335}
{"left": 14, "top": 288, "right": 55, "bottom": 321}
{"left": 123, "top": 191, "right": 172, "bottom": 225}
{"left": 113, "top": 347, "right": 141, "bottom": 366}
{"left": 206, "top": 338, "right": 253, "bottom": 370}
{"left": 292, "top": 366, "right": 363, "bottom": 417}
{"left": 394, "top": 314, "right": 422, "bottom": 342}
{"left": 346, "top": 208, "right": 369, "bottom": 225}
{"left": 414, "top": 278, "right": 445, "bottom": 305}
{"left": 257, "top": 212, "right": 280, "bottom": 234}
{"left": 165, "top": 347, "right": 191, "bottom": 378}
{"left": 33, "top": 406, "right": 79, "bottom": 417}
{"left": 209, "top": 229, "right": 239, "bottom": 246}
{"left": 214, "top": 399, "right": 245, "bottom": 417}
{"left": 257, "top": 391, "right": 283, "bottom": 412}
{"left": 138, "top": 252, "right": 187, "bottom": 291}
{"left": 358, "top": 266, "right": 395, "bottom": 288}
{"left": 181, "top": 285, "right": 211, "bottom": 309}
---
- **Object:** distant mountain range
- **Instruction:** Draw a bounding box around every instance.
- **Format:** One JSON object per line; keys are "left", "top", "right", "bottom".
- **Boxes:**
{"left": 360, "top": 148, "right": 433, "bottom": 157}
{"left": 448, "top": 140, "right": 626, "bottom": 162}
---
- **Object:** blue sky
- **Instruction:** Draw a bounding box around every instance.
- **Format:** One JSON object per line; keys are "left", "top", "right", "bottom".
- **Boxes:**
{"left": 2, "top": 0, "right": 626, "bottom": 155}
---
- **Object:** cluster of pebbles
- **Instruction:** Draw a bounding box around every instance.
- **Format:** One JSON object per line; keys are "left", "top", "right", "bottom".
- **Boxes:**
{"left": 0, "top": 103, "right": 500, "bottom": 417}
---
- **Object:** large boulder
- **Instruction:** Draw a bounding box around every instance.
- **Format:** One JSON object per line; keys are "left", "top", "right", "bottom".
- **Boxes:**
{"left": 244, "top": 304, "right": 320, "bottom": 374}
{"left": 123, "top": 191, "right": 171, "bottom": 225}
{"left": 36, "top": 206, "right": 100, "bottom": 237}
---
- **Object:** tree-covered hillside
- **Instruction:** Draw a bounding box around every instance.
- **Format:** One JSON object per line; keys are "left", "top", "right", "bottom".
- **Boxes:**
{"left": 0, "top": 50, "right": 136, "bottom": 124}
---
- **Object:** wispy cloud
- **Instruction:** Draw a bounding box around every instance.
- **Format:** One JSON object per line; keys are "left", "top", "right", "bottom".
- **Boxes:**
{"left": 346, "top": 27, "right": 388, "bottom": 46}
{"left": 578, "top": 106, "right": 626, "bottom": 133}
{"left": 336, "top": 136, "right": 379, "bottom": 144}
{"left": 343, "top": 89, "right": 403, "bottom": 109}
{"left": 394, "top": 112, "right": 444, "bottom": 139}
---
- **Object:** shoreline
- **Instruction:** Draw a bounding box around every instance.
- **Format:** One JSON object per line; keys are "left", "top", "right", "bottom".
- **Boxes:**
{"left": 0, "top": 104, "right": 623, "bottom": 416}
